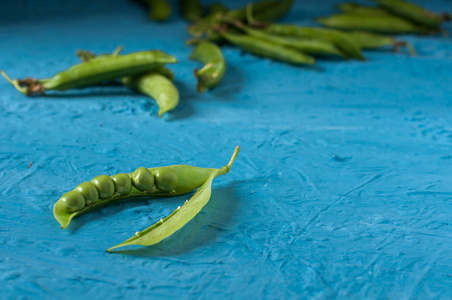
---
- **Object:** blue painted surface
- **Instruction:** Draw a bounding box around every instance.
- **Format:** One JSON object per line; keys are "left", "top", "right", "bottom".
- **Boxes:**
{"left": 1, "top": 0, "right": 451, "bottom": 298}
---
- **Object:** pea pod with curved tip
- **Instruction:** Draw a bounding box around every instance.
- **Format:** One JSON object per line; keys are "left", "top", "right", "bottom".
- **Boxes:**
{"left": 220, "top": 32, "right": 316, "bottom": 65}
{"left": 122, "top": 72, "right": 179, "bottom": 117}
{"left": 189, "top": 41, "right": 226, "bottom": 93}
{"left": 232, "top": 21, "right": 346, "bottom": 58}
{"left": 179, "top": 0, "right": 202, "bottom": 22}
{"left": 53, "top": 148, "right": 239, "bottom": 229}
{"left": 264, "top": 24, "right": 365, "bottom": 60}
{"left": 317, "top": 14, "right": 424, "bottom": 34}
{"left": 1, "top": 50, "right": 178, "bottom": 96}
{"left": 247, "top": 0, "right": 294, "bottom": 24}
{"left": 144, "top": 0, "right": 172, "bottom": 21}
{"left": 348, "top": 31, "right": 416, "bottom": 55}
{"left": 106, "top": 146, "right": 240, "bottom": 252}
{"left": 372, "top": 0, "right": 446, "bottom": 29}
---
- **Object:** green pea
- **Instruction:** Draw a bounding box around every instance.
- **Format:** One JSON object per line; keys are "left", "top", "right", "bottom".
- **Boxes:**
{"left": 75, "top": 182, "right": 99, "bottom": 205}
{"left": 111, "top": 173, "right": 132, "bottom": 196}
{"left": 154, "top": 168, "right": 178, "bottom": 192}
{"left": 91, "top": 175, "right": 115, "bottom": 199}
{"left": 59, "top": 191, "right": 85, "bottom": 213}
{"left": 131, "top": 167, "right": 155, "bottom": 191}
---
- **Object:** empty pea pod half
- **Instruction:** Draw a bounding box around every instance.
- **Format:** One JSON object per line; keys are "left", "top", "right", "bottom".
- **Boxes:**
{"left": 1, "top": 50, "right": 177, "bottom": 96}
{"left": 189, "top": 41, "right": 226, "bottom": 93}
{"left": 53, "top": 146, "right": 240, "bottom": 251}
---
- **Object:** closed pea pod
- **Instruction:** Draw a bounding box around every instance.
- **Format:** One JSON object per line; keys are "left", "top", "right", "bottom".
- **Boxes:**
{"left": 190, "top": 41, "right": 227, "bottom": 93}
{"left": 338, "top": 3, "right": 391, "bottom": 16}
{"left": 232, "top": 21, "right": 346, "bottom": 58}
{"left": 317, "top": 14, "right": 423, "bottom": 34}
{"left": 2, "top": 50, "right": 177, "bottom": 96}
{"left": 263, "top": 24, "right": 365, "bottom": 60}
{"left": 373, "top": 0, "right": 446, "bottom": 29}
{"left": 53, "top": 147, "right": 241, "bottom": 236}
{"left": 220, "top": 32, "right": 316, "bottom": 65}
{"left": 348, "top": 31, "right": 416, "bottom": 55}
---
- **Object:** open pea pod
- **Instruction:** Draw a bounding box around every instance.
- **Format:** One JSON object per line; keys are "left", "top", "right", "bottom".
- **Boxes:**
{"left": 107, "top": 146, "right": 239, "bottom": 252}
{"left": 53, "top": 147, "right": 240, "bottom": 230}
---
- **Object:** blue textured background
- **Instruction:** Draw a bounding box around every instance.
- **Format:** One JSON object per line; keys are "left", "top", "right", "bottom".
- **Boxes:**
{"left": 1, "top": 0, "right": 451, "bottom": 298}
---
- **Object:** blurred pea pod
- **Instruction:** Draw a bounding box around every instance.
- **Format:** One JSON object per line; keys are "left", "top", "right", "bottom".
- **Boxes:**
{"left": 220, "top": 31, "right": 315, "bottom": 65}
{"left": 232, "top": 20, "right": 346, "bottom": 58}
{"left": 143, "top": 0, "right": 172, "bottom": 21}
{"left": 373, "top": 0, "right": 449, "bottom": 29}
{"left": 264, "top": 24, "right": 365, "bottom": 60}
{"left": 179, "top": 0, "right": 202, "bottom": 22}
{"left": 190, "top": 41, "right": 226, "bottom": 93}
{"left": 317, "top": 14, "right": 424, "bottom": 34}
{"left": 348, "top": 31, "right": 416, "bottom": 55}
{"left": 338, "top": 3, "right": 391, "bottom": 16}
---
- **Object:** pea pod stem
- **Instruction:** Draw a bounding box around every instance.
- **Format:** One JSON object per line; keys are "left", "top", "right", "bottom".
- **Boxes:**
{"left": 107, "top": 146, "right": 240, "bottom": 252}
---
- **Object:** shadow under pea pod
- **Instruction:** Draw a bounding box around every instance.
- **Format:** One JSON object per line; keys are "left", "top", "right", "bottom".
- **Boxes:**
{"left": 109, "top": 182, "right": 241, "bottom": 257}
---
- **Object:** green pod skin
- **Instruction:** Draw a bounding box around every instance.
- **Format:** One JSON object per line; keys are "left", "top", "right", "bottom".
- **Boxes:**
{"left": 92, "top": 175, "right": 115, "bottom": 199}
{"left": 339, "top": 3, "right": 391, "bottom": 16}
{"left": 373, "top": 0, "right": 444, "bottom": 28}
{"left": 122, "top": 71, "right": 179, "bottom": 117}
{"left": 107, "top": 146, "right": 240, "bottom": 252}
{"left": 264, "top": 24, "right": 365, "bottom": 60}
{"left": 179, "top": 0, "right": 202, "bottom": 22}
{"left": 348, "top": 31, "right": 416, "bottom": 55}
{"left": 53, "top": 149, "right": 240, "bottom": 229}
{"left": 145, "top": 0, "right": 172, "bottom": 21}
{"left": 233, "top": 22, "right": 345, "bottom": 58}
{"left": 2, "top": 51, "right": 177, "bottom": 96}
{"left": 317, "top": 14, "right": 423, "bottom": 34}
{"left": 189, "top": 41, "right": 227, "bottom": 93}
{"left": 75, "top": 182, "right": 99, "bottom": 205}
{"left": 221, "top": 32, "right": 315, "bottom": 65}
{"left": 111, "top": 173, "right": 133, "bottom": 196}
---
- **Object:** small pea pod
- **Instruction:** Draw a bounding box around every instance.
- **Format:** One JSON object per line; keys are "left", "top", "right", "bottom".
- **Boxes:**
{"left": 317, "top": 14, "right": 424, "bottom": 34}
{"left": 338, "top": 3, "right": 391, "bottom": 16}
{"left": 348, "top": 31, "right": 416, "bottom": 55}
{"left": 373, "top": 0, "right": 447, "bottom": 29}
{"left": 144, "top": 0, "right": 172, "bottom": 21}
{"left": 106, "top": 146, "right": 240, "bottom": 252}
{"left": 179, "top": 0, "right": 202, "bottom": 22}
{"left": 2, "top": 50, "right": 177, "bottom": 96}
{"left": 248, "top": 0, "right": 294, "bottom": 24}
{"left": 189, "top": 41, "right": 226, "bottom": 93}
{"left": 122, "top": 72, "right": 179, "bottom": 116}
{"left": 232, "top": 21, "right": 346, "bottom": 58}
{"left": 220, "top": 32, "right": 315, "bottom": 65}
{"left": 53, "top": 147, "right": 240, "bottom": 229}
{"left": 264, "top": 24, "right": 365, "bottom": 60}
